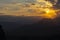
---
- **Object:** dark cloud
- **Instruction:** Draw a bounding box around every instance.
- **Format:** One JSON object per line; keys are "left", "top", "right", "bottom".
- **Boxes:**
{"left": 0, "top": 13, "right": 5, "bottom": 15}
{"left": 57, "top": 0, "right": 60, "bottom": 4}
{"left": 25, "top": 0, "right": 36, "bottom": 3}
{"left": 55, "top": 0, "right": 60, "bottom": 9}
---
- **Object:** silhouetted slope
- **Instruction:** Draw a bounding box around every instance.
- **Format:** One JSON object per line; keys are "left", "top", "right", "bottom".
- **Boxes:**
{"left": 22, "top": 18, "right": 60, "bottom": 40}
{"left": 0, "top": 15, "right": 60, "bottom": 40}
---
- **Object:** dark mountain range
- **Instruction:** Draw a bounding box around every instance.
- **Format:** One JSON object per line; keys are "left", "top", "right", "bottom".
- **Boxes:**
{"left": 0, "top": 15, "right": 60, "bottom": 40}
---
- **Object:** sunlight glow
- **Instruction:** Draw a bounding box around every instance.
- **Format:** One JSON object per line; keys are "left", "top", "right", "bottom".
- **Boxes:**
{"left": 35, "top": 0, "right": 57, "bottom": 19}
{"left": 0, "top": 0, "right": 59, "bottom": 19}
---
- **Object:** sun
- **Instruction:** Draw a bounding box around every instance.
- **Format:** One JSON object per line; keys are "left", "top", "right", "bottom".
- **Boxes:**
{"left": 44, "top": 8, "right": 50, "bottom": 14}
{"left": 40, "top": 8, "right": 57, "bottom": 19}
{"left": 35, "top": 0, "right": 57, "bottom": 19}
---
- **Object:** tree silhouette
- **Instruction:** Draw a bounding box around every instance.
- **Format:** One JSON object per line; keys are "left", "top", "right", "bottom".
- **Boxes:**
{"left": 0, "top": 25, "right": 6, "bottom": 40}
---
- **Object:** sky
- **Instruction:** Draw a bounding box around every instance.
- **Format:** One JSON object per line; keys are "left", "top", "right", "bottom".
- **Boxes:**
{"left": 0, "top": 0, "right": 36, "bottom": 4}
{"left": 0, "top": 0, "right": 60, "bottom": 19}
{"left": 0, "top": 0, "right": 36, "bottom": 15}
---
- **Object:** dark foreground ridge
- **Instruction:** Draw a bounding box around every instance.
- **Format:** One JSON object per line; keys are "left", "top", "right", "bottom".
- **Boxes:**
{"left": 22, "top": 18, "right": 60, "bottom": 40}
{"left": 0, "top": 15, "right": 60, "bottom": 40}
{"left": 0, "top": 25, "right": 6, "bottom": 40}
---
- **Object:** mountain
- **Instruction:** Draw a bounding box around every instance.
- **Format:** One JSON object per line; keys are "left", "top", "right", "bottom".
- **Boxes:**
{"left": 0, "top": 15, "right": 60, "bottom": 40}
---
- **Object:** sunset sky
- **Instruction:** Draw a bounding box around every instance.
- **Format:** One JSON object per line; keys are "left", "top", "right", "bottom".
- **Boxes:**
{"left": 0, "top": 0, "right": 35, "bottom": 15}
{"left": 0, "top": 0, "right": 60, "bottom": 19}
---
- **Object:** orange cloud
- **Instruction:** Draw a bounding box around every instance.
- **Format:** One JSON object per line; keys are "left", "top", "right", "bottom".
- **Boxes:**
{"left": 0, "top": 0, "right": 59, "bottom": 19}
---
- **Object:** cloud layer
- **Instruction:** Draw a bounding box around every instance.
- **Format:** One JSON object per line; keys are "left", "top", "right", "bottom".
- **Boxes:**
{"left": 0, "top": 0, "right": 59, "bottom": 19}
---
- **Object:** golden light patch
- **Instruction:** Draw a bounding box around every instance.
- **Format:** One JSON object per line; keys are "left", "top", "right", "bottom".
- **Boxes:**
{"left": 34, "top": 0, "right": 57, "bottom": 19}
{"left": 40, "top": 8, "right": 57, "bottom": 19}
{"left": 36, "top": 0, "right": 53, "bottom": 7}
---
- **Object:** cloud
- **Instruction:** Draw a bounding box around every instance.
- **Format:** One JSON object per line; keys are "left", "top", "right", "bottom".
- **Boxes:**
{"left": 0, "top": 0, "right": 36, "bottom": 4}
{"left": 0, "top": 3, "right": 31, "bottom": 15}
{"left": 0, "top": 1, "right": 59, "bottom": 17}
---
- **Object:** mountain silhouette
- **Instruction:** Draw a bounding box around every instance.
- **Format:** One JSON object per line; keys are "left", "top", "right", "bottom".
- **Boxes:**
{"left": 0, "top": 25, "right": 6, "bottom": 40}
{"left": 22, "top": 18, "right": 60, "bottom": 40}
